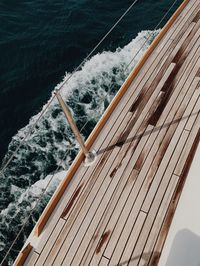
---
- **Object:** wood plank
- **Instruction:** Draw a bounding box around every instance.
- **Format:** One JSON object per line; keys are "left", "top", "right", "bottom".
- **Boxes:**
{"left": 110, "top": 212, "right": 146, "bottom": 266}
{"left": 148, "top": 21, "right": 199, "bottom": 126}
{"left": 66, "top": 63, "right": 176, "bottom": 266}
{"left": 154, "top": 33, "right": 200, "bottom": 129}
{"left": 44, "top": 147, "right": 120, "bottom": 265}
{"left": 36, "top": 4, "right": 200, "bottom": 251}
{"left": 131, "top": 71, "right": 200, "bottom": 265}
{"left": 58, "top": 104, "right": 158, "bottom": 265}
{"left": 99, "top": 256, "right": 109, "bottom": 266}
{"left": 76, "top": 127, "right": 151, "bottom": 266}
{"left": 59, "top": 7, "right": 200, "bottom": 240}
{"left": 34, "top": 0, "right": 195, "bottom": 237}
{"left": 13, "top": 243, "right": 32, "bottom": 266}
{"left": 35, "top": 219, "right": 65, "bottom": 265}
{"left": 103, "top": 37, "right": 200, "bottom": 261}
{"left": 184, "top": 80, "right": 200, "bottom": 131}
{"left": 22, "top": 2, "right": 200, "bottom": 265}
{"left": 43, "top": 58, "right": 175, "bottom": 265}
{"left": 81, "top": 129, "right": 153, "bottom": 266}
{"left": 138, "top": 131, "right": 190, "bottom": 264}
{"left": 149, "top": 121, "right": 200, "bottom": 266}
{"left": 32, "top": 0, "right": 197, "bottom": 239}
{"left": 24, "top": 251, "right": 39, "bottom": 266}
{"left": 37, "top": 93, "right": 147, "bottom": 254}
{"left": 44, "top": 105, "right": 155, "bottom": 262}
{"left": 87, "top": 1, "right": 196, "bottom": 165}
{"left": 106, "top": 64, "right": 198, "bottom": 264}
{"left": 95, "top": 3, "right": 195, "bottom": 155}
{"left": 35, "top": 165, "right": 85, "bottom": 253}
{"left": 83, "top": 65, "right": 177, "bottom": 266}
{"left": 56, "top": 52, "right": 173, "bottom": 235}
{"left": 111, "top": 128, "right": 188, "bottom": 265}
{"left": 131, "top": 174, "right": 179, "bottom": 266}
{"left": 59, "top": 8, "right": 197, "bottom": 224}
{"left": 175, "top": 105, "right": 200, "bottom": 176}
{"left": 133, "top": 35, "right": 199, "bottom": 172}
{"left": 61, "top": 150, "right": 126, "bottom": 266}
{"left": 168, "top": 2, "right": 199, "bottom": 43}
{"left": 140, "top": 140, "right": 198, "bottom": 266}
{"left": 142, "top": 78, "right": 200, "bottom": 213}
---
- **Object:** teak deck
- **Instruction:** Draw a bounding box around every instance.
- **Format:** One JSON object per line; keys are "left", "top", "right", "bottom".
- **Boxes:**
{"left": 15, "top": 0, "right": 200, "bottom": 265}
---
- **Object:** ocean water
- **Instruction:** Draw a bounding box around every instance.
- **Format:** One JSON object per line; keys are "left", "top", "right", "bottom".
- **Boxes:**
{"left": 0, "top": 0, "right": 182, "bottom": 264}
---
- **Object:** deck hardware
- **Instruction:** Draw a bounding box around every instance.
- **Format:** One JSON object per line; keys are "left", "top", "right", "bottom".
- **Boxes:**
{"left": 54, "top": 91, "right": 96, "bottom": 166}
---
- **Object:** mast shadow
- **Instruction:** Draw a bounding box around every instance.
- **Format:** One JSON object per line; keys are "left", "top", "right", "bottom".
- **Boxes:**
{"left": 97, "top": 111, "right": 199, "bottom": 155}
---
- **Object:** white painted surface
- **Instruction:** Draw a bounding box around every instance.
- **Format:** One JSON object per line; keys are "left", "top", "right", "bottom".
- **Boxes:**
{"left": 159, "top": 143, "right": 200, "bottom": 266}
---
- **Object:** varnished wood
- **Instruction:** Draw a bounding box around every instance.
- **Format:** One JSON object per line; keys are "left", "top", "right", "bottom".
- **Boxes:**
{"left": 34, "top": 0, "right": 193, "bottom": 237}
{"left": 24, "top": 251, "right": 39, "bottom": 266}
{"left": 15, "top": 1, "right": 200, "bottom": 265}
{"left": 13, "top": 244, "right": 32, "bottom": 266}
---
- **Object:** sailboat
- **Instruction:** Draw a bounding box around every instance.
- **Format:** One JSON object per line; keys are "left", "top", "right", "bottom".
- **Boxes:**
{"left": 1, "top": 0, "right": 199, "bottom": 265}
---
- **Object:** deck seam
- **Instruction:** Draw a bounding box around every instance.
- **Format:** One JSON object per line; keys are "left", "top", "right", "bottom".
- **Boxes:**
{"left": 35, "top": 3, "right": 199, "bottom": 257}
{"left": 107, "top": 39, "right": 200, "bottom": 264}
{"left": 18, "top": 1, "right": 199, "bottom": 265}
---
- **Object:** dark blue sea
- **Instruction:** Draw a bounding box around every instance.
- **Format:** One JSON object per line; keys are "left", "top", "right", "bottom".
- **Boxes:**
{"left": 0, "top": 0, "right": 182, "bottom": 264}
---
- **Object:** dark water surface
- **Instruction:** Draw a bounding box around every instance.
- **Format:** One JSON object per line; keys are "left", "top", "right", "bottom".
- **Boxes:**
{"left": 0, "top": 0, "right": 182, "bottom": 264}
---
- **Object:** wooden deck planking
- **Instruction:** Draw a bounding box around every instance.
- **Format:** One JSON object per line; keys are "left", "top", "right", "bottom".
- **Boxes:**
{"left": 99, "top": 257, "right": 109, "bottom": 266}
{"left": 105, "top": 104, "right": 187, "bottom": 263}
{"left": 35, "top": 219, "right": 65, "bottom": 265}
{"left": 69, "top": 15, "right": 200, "bottom": 264}
{"left": 130, "top": 174, "right": 180, "bottom": 266}
{"left": 70, "top": 126, "right": 155, "bottom": 266}
{"left": 57, "top": 15, "right": 184, "bottom": 233}
{"left": 174, "top": 86, "right": 200, "bottom": 175}
{"left": 126, "top": 53, "right": 199, "bottom": 264}
{"left": 142, "top": 58, "right": 200, "bottom": 212}
{"left": 128, "top": 55, "right": 200, "bottom": 266}
{"left": 103, "top": 31, "right": 200, "bottom": 262}
{"left": 24, "top": 251, "right": 39, "bottom": 266}
{"left": 35, "top": 166, "right": 87, "bottom": 253}
{"left": 33, "top": 0, "right": 199, "bottom": 247}
{"left": 137, "top": 119, "right": 200, "bottom": 265}
{"left": 117, "top": 174, "right": 179, "bottom": 266}
{"left": 148, "top": 115, "right": 200, "bottom": 266}
{"left": 110, "top": 211, "right": 147, "bottom": 266}
{"left": 52, "top": 74, "right": 164, "bottom": 264}
{"left": 91, "top": 62, "right": 181, "bottom": 264}
{"left": 19, "top": 1, "right": 200, "bottom": 265}
{"left": 136, "top": 131, "right": 191, "bottom": 264}
{"left": 58, "top": 1, "right": 199, "bottom": 237}
{"left": 40, "top": 17, "right": 189, "bottom": 264}
{"left": 80, "top": 6, "right": 198, "bottom": 266}
{"left": 80, "top": 127, "right": 153, "bottom": 266}
{"left": 184, "top": 81, "right": 200, "bottom": 131}
{"left": 133, "top": 33, "right": 200, "bottom": 183}
{"left": 53, "top": 0, "right": 198, "bottom": 229}
{"left": 64, "top": 61, "right": 179, "bottom": 266}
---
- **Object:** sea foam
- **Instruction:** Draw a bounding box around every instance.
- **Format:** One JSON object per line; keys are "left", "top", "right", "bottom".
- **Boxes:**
{"left": 0, "top": 29, "right": 160, "bottom": 263}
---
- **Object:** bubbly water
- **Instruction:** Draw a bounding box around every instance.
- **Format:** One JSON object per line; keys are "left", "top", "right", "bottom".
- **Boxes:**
{"left": 0, "top": 29, "right": 159, "bottom": 264}
{"left": 0, "top": 0, "right": 182, "bottom": 264}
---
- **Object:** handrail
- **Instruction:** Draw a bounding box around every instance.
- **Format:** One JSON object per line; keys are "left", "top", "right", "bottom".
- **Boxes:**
{"left": 13, "top": 243, "right": 32, "bottom": 266}
{"left": 34, "top": 0, "right": 191, "bottom": 236}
